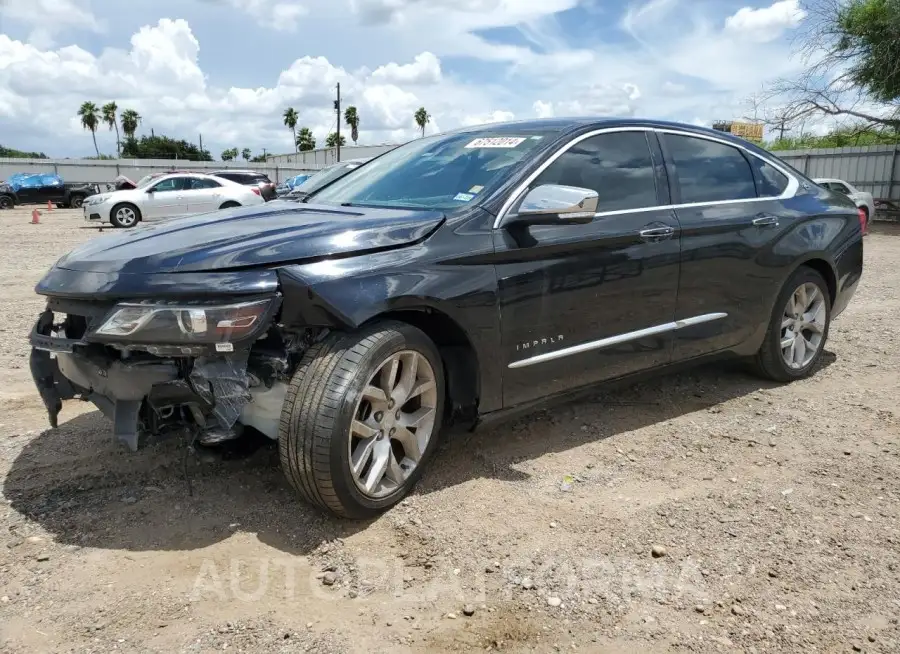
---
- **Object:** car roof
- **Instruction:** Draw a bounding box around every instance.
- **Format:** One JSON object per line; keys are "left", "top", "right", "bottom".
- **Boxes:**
{"left": 211, "top": 169, "right": 266, "bottom": 175}
{"left": 441, "top": 117, "right": 770, "bottom": 152}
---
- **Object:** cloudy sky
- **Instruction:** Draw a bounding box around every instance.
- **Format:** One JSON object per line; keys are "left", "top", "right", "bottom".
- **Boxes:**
{"left": 0, "top": 0, "right": 810, "bottom": 159}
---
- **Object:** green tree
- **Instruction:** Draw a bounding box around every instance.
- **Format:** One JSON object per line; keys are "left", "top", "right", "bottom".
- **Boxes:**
{"left": 414, "top": 107, "right": 430, "bottom": 137}
{"left": 120, "top": 135, "right": 212, "bottom": 160}
{"left": 221, "top": 148, "right": 239, "bottom": 161}
{"left": 250, "top": 154, "right": 267, "bottom": 163}
{"left": 77, "top": 101, "right": 101, "bottom": 157}
{"left": 242, "top": 147, "right": 252, "bottom": 161}
{"left": 325, "top": 132, "right": 346, "bottom": 148}
{"left": 0, "top": 145, "right": 48, "bottom": 158}
{"left": 835, "top": 0, "right": 900, "bottom": 103}
{"left": 296, "top": 127, "right": 316, "bottom": 151}
{"left": 283, "top": 107, "right": 299, "bottom": 152}
{"left": 120, "top": 109, "right": 141, "bottom": 139}
{"left": 770, "top": 0, "right": 900, "bottom": 129}
{"left": 101, "top": 102, "right": 120, "bottom": 157}
{"left": 344, "top": 106, "right": 360, "bottom": 144}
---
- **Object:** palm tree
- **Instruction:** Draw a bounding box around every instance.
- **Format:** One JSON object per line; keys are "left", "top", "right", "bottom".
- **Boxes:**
{"left": 325, "top": 132, "right": 347, "bottom": 148}
{"left": 344, "top": 106, "right": 360, "bottom": 145}
{"left": 283, "top": 107, "right": 299, "bottom": 152}
{"left": 296, "top": 127, "right": 316, "bottom": 151}
{"left": 242, "top": 147, "right": 251, "bottom": 161}
{"left": 78, "top": 101, "right": 101, "bottom": 157}
{"left": 414, "top": 107, "right": 430, "bottom": 137}
{"left": 120, "top": 109, "right": 141, "bottom": 139}
{"left": 101, "top": 102, "right": 120, "bottom": 156}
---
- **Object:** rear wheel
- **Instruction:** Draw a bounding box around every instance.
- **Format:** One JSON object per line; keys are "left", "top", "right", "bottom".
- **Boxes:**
{"left": 279, "top": 321, "right": 445, "bottom": 518}
{"left": 110, "top": 203, "right": 141, "bottom": 228}
{"left": 752, "top": 266, "right": 831, "bottom": 382}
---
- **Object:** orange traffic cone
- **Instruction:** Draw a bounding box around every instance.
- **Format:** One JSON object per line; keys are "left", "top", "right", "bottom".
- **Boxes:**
{"left": 31, "top": 209, "right": 41, "bottom": 224}
{"left": 47, "top": 200, "right": 53, "bottom": 211}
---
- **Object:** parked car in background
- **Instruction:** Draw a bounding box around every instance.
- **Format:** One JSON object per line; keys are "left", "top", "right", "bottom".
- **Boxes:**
{"left": 81, "top": 172, "right": 265, "bottom": 227}
{"left": 29, "top": 118, "right": 863, "bottom": 518}
{"left": 0, "top": 173, "right": 99, "bottom": 209}
{"left": 210, "top": 169, "right": 277, "bottom": 201}
{"left": 814, "top": 178, "right": 874, "bottom": 232}
{"left": 284, "top": 158, "right": 371, "bottom": 201}
{"left": 275, "top": 173, "right": 311, "bottom": 197}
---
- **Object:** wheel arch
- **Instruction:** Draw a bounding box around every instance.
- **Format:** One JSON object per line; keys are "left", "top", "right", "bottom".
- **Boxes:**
{"left": 797, "top": 257, "right": 837, "bottom": 306}
{"left": 361, "top": 306, "right": 480, "bottom": 428}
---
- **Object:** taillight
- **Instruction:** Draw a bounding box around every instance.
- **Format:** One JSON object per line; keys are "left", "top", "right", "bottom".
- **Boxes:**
{"left": 858, "top": 208, "right": 868, "bottom": 235}
{"left": 251, "top": 187, "right": 261, "bottom": 196}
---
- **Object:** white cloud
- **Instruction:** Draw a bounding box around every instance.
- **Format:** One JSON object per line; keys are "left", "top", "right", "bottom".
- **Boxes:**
{"left": 0, "top": 18, "right": 501, "bottom": 157}
{"left": 371, "top": 51, "right": 441, "bottom": 85}
{"left": 532, "top": 84, "right": 643, "bottom": 119}
{"left": 0, "top": 0, "right": 104, "bottom": 48}
{"left": 460, "top": 110, "right": 516, "bottom": 126}
{"left": 724, "top": 0, "right": 806, "bottom": 42}
{"left": 223, "top": 0, "right": 308, "bottom": 30}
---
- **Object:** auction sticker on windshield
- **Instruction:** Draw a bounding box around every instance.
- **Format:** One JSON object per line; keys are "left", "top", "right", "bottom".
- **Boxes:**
{"left": 465, "top": 137, "right": 526, "bottom": 148}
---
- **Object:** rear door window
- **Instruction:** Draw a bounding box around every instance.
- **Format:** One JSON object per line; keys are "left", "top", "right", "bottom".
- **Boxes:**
{"left": 530, "top": 131, "right": 659, "bottom": 213}
{"left": 664, "top": 134, "right": 757, "bottom": 203}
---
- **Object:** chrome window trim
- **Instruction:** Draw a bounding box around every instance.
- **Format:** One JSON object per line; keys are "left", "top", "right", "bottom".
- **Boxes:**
{"left": 492, "top": 127, "right": 799, "bottom": 230}
{"left": 508, "top": 312, "right": 728, "bottom": 369}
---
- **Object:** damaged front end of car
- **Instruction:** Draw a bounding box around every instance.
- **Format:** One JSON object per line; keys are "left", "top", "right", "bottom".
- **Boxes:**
{"left": 29, "top": 293, "right": 324, "bottom": 451}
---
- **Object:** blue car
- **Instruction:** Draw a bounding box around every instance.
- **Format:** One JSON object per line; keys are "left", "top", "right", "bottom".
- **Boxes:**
{"left": 275, "top": 174, "right": 311, "bottom": 197}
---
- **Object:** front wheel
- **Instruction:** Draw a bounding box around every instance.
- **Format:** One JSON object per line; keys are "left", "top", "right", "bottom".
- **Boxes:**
{"left": 0, "top": 195, "right": 13, "bottom": 210}
{"left": 110, "top": 203, "right": 141, "bottom": 228}
{"left": 279, "top": 322, "right": 445, "bottom": 518}
{"left": 69, "top": 195, "right": 85, "bottom": 209}
{"left": 752, "top": 266, "right": 831, "bottom": 382}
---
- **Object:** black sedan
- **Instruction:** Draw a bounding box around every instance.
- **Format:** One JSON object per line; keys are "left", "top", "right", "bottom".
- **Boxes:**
{"left": 29, "top": 117, "right": 863, "bottom": 518}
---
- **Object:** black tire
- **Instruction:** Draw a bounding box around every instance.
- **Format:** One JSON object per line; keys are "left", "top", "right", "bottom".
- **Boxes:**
{"left": 69, "top": 194, "right": 85, "bottom": 209}
{"left": 279, "top": 321, "right": 446, "bottom": 519}
{"left": 218, "top": 201, "right": 241, "bottom": 209}
{"left": 0, "top": 195, "right": 13, "bottom": 210}
{"left": 752, "top": 266, "right": 832, "bottom": 382}
{"left": 109, "top": 203, "right": 141, "bottom": 228}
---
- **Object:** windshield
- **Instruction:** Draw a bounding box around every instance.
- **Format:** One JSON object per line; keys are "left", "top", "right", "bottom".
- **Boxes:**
{"left": 293, "top": 162, "right": 362, "bottom": 196}
{"left": 310, "top": 130, "right": 558, "bottom": 210}
{"left": 135, "top": 175, "right": 156, "bottom": 188}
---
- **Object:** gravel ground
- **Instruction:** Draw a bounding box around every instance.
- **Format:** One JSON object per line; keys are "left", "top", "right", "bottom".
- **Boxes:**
{"left": 0, "top": 207, "right": 898, "bottom": 653}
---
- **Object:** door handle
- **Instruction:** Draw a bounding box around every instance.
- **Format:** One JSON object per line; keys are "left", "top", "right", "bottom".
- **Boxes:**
{"left": 639, "top": 225, "right": 675, "bottom": 242}
{"left": 752, "top": 214, "right": 779, "bottom": 227}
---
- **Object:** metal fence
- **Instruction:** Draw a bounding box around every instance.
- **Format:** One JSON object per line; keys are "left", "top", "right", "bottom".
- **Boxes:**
{"left": 264, "top": 143, "right": 399, "bottom": 166}
{"left": 0, "top": 158, "right": 322, "bottom": 185}
{"left": 773, "top": 144, "right": 900, "bottom": 201}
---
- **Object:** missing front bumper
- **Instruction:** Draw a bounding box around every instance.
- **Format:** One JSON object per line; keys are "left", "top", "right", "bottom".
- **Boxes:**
{"left": 28, "top": 310, "right": 254, "bottom": 451}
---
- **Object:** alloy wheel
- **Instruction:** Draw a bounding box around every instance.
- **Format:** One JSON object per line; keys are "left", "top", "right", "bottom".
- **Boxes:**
{"left": 780, "top": 282, "right": 826, "bottom": 369}
{"left": 116, "top": 206, "right": 137, "bottom": 227}
{"left": 348, "top": 350, "right": 438, "bottom": 498}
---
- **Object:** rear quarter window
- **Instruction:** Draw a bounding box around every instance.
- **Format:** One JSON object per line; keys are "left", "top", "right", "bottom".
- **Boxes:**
{"left": 664, "top": 134, "right": 757, "bottom": 203}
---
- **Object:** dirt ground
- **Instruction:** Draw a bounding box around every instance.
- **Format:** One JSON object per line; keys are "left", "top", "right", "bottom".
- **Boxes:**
{"left": 0, "top": 207, "right": 898, "bottom": 654}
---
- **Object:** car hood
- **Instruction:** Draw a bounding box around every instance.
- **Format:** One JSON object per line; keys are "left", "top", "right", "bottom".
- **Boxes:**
{"left": 54, "top": 203, "right": 445, "bottom": 274}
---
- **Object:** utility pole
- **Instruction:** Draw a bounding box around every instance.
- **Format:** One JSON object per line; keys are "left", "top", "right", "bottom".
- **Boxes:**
{"left": 334, "top": 82, "right": 341, "bottom": 163}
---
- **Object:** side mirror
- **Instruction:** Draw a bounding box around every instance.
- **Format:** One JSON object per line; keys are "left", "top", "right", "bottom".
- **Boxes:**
{"left": 507, "top": 184, "right": 598, "bottom": 226}
{"left": 146, "top": 187, "right": 155, "bottom": 193}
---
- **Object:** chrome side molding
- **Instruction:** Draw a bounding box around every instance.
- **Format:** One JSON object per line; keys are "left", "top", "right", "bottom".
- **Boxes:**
{"left": 508, "top": 313, "right": 728, "bottom": 369}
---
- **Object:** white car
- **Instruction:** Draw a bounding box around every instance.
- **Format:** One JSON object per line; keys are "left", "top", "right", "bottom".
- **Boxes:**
{"left": 82, "top": 172, "right": 266, "bottom": 228}
{"left": 813, "top": 177, "right": 875, "bottom": 230}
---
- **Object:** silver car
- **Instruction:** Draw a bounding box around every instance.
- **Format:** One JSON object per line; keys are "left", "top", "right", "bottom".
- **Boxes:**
{"left": 82, "top": 172, "right": 266, "bottom": 228}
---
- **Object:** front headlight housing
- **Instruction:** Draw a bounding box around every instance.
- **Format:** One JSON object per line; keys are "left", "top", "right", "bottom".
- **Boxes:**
{"left": 91, "top": 297, "right": 277, "bottom": 347}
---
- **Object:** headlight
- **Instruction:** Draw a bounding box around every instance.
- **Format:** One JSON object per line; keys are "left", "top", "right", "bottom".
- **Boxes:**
{"left": 92, "top": 298, "right": 276, "bottom": 347}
